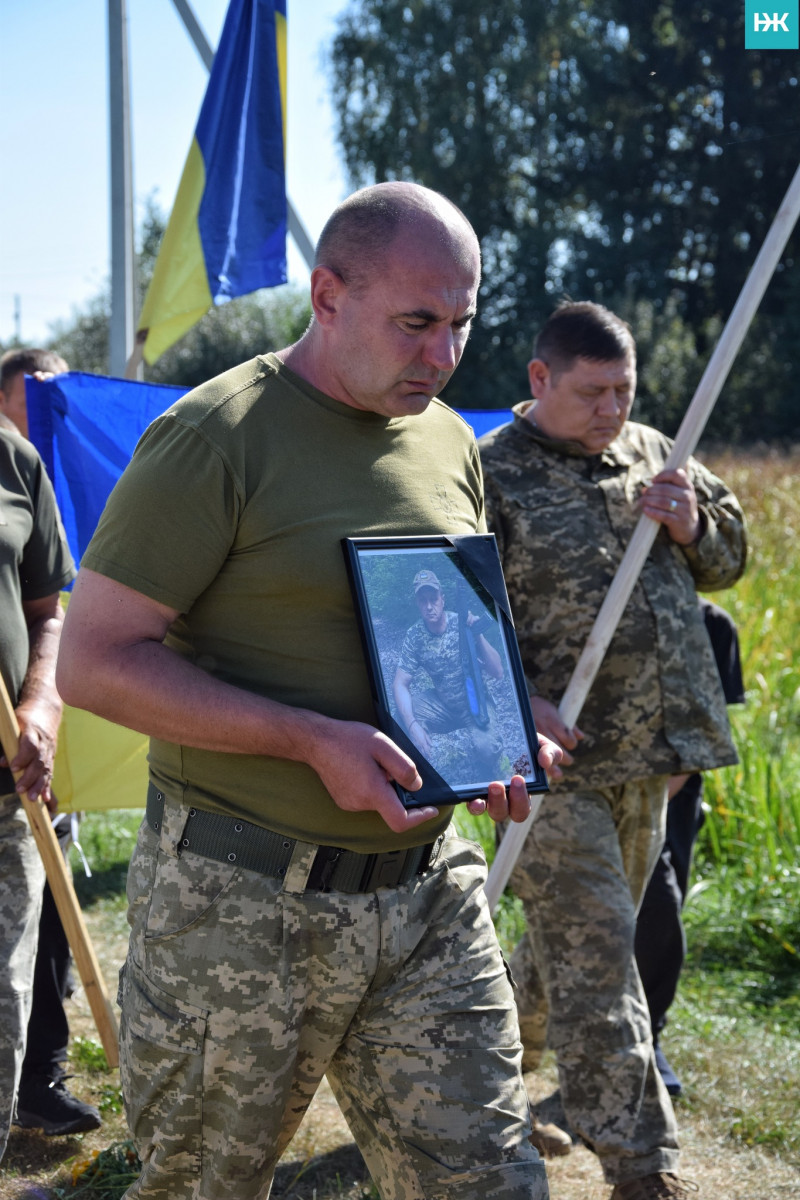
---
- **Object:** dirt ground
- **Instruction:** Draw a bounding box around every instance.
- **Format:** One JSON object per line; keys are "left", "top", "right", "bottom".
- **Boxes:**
{"left": 523, "top": 1069, "right": 800, "bottom": 1200}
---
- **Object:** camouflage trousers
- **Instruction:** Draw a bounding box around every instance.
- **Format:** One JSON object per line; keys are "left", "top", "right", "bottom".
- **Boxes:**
{"left": 119, "top": 799, "right": 548, "bottom": 1200}
{"left": 412, "top": 690, "right": 502, "bottom": 779}
{"left": 510, "top": 778, "right": 680, "bottom": 1184}
{"left": 0, "top": 793, "right": 45, "bottom": 1161}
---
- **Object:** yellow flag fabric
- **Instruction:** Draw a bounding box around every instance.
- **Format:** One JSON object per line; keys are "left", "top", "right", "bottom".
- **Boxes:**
{"left": 51, "top": 593, "right": 148, "bottom": 812}
{"left": 137, "top": 142, "right": 212, "bottom": 364}
{"left": 53, "top": 706, "right": 147, "bottom": 813}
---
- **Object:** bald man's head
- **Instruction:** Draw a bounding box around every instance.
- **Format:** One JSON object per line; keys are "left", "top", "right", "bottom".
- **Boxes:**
{"left": 314, "top": 182, "right": 480, "bottom": 296}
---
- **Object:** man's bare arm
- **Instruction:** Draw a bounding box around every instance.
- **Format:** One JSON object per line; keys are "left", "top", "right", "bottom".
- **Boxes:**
{"left": 59, "top": 570, "right": 554, "bottom": 829}
{"left": 58, "top": 569, "right": 435, "bottom": 834}
{"left": 3, "top": 592, "right": 65, "bottom": 807}
{"left": 392, "top": 666, "right": 432, "bottom": 755}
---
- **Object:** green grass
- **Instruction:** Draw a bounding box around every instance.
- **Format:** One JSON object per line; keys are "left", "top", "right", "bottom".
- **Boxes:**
{"left": 70, "top": 810, "right": 142, "bottom": 910}
{"left": 686, "top": 449, "right": 800, "bottom": 1026}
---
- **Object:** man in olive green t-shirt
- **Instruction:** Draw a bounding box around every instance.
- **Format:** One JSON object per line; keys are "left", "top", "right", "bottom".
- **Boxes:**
{"left": 58, "top": 183, "right": 560, "bottom": 1200}
{"left": 0, "top": 425, "right": 76, "bottom": 1161}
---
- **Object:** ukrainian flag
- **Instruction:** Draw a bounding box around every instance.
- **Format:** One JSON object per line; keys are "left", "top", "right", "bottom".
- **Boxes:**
{"left": 138, "top": 0, "right": 287, "bottom": 365}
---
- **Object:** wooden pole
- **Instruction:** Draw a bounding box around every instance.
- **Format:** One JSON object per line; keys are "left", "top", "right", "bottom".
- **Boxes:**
{"left": 485, "top": 161, "right": 800, "bottom": 913}
{"left": 0, "top": 673, "right": 119, "bottom": 1067}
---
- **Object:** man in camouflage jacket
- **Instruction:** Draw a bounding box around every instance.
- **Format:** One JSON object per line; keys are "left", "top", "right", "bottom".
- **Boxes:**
{"left": 479, "top": 301, "right": 746, "bottom": 1200}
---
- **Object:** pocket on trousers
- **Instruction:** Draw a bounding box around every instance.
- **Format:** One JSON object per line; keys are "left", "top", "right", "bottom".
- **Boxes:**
{"left": 144, "top": 846, "right": 241, "bottom": 941}
{"left": 118, "top": 959, "right": 209, "bottom": 1177}
{"left": 119, "top": 958, "right": 207, "bottom": 1052}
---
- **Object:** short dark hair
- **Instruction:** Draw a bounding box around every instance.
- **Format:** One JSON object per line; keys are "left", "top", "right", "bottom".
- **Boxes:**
{"left": 315, "top": 183, "right": 476, "bottom": 296}
{"left": 534, "top": 302, "right": 635, "bottom": 378}
{"left": 0, "top": 347, "right": 68, "bottom": 393}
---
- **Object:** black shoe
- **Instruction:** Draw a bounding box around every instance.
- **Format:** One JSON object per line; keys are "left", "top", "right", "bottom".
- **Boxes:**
{"left": 15, "top": 1074, "right": 102, "bottom": 1136}
{"left": 654, "top": 1044, "right": 683, "bottom": 1096}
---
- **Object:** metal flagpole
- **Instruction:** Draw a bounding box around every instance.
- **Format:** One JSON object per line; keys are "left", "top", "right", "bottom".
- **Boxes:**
{"left": 108, "top": 0, "right": 137, "bottom": 378}
{"left": 485, "top": 160, "right": 800, "bottom": 913}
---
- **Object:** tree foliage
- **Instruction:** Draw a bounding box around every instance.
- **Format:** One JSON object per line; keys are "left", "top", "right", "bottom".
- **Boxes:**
{"left": 330, "top": 0, "right": 800, "bottom": 440}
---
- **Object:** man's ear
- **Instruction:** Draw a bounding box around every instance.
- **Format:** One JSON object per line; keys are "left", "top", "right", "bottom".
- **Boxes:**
{"left": 527, "top": 358, "right": 551, "bottom": 399}
{"left": 309, "top": 265, "right": 347, "bottom": 328}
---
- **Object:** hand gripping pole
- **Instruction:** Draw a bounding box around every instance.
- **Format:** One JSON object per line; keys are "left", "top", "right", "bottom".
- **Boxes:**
{"left": 0, "top": 672, "right": 119, "bottom": 1067}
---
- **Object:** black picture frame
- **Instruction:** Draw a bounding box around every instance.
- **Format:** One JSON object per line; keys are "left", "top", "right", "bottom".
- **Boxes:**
{"left": 342, "top": 534, "right": 549, "bottom": 808}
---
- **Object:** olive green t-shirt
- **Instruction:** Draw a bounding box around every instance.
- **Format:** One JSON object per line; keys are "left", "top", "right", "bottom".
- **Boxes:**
{"left": 83, "top": 354, "right": 485, "bottom": 851}
{"left": 1, "top": 428, "right": 76, "bottom": 794}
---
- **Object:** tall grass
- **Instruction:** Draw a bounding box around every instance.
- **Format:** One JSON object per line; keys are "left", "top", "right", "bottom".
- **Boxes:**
{"left": 689, "top": 449, "right": 800, "bottom": 991}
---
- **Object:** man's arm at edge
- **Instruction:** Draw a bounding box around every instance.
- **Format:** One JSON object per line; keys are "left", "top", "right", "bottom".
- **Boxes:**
{"left": 3, "top": 592, "right": 65, "bottom": 806}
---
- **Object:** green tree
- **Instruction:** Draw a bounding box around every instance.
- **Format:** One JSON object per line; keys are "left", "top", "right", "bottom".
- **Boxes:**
{"left": 330, "top": 0, "right": 800, "bottom": 439}
{"left": 45, "top": 292, "right": 112, "bottom": 376}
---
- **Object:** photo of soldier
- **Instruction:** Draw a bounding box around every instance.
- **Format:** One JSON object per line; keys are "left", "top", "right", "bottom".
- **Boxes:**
{"left": 392, "top": 568, "right": 507, "bottom": 784}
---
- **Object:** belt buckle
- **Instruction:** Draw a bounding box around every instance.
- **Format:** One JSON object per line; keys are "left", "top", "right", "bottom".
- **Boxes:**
{"left": 306, "top": 845, "right": 342, "bottom": 892}
{"left": 359, "top": 850, "right": 405, "bottom": 892}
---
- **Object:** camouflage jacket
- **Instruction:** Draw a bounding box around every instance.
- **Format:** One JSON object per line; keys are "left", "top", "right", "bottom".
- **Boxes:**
{"left": 479, "top": 404, "right": 747, "bottom": 788}
{"left": 397, "top": 612, "right": 471, "bottom": 721}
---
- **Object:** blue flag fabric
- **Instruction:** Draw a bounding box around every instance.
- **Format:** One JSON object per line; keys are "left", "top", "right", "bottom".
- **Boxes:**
{"left": 465, "top": 409, "right": 514, "bottom": 439}
{"left": 26, "top": 373, "right": 185, "bottom": 565}
{"left": 26, "top": 372, "right": 512, "bottom": 567}
{"left": 197, "top": 0, "right": 287, "bottom": 303}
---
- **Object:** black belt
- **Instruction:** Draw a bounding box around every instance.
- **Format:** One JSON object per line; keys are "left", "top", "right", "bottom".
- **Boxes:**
{"left": 146, "top": 783, "right": 442, "bottom": 894}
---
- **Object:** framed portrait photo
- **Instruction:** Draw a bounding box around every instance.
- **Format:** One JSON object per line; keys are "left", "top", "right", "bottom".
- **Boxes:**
{"left": 342, "top": 534, "right": 549, "bottom": 808}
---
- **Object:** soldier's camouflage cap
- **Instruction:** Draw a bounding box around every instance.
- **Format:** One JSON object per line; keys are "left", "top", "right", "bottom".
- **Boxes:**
{"left": 413, "top": 569, "right": 442, "bottom": 593}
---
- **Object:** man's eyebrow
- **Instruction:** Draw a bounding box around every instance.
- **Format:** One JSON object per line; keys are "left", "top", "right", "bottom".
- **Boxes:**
{"left": 396, "top": 307, "right": 477, "bottom": 324}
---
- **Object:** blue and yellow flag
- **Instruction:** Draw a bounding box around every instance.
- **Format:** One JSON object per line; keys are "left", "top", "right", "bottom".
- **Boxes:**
{"left": 138, "top": 0, "right": 288, "bottom": 364}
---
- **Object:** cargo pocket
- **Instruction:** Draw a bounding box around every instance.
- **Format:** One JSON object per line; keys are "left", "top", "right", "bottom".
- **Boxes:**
{"left": 118, "top": 958, "right": 209, "bottom": 1180}
{"left": 144, "top": 845, "right": 241, "bottom": 941}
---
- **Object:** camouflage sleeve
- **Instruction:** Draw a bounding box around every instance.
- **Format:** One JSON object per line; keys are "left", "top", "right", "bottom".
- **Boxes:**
{"left": 681, "top": 456, "right": 747, "bottom": 591}
{"left": 483, "top": 475, "right": 508, "bottom": 560}
{"left": 396, "top": 626, "right": 420, "bottom": 677}
{"left": 482, "top": 474, "right": 539, "bottom": 696}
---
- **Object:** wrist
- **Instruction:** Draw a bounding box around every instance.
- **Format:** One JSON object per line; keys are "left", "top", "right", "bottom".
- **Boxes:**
{"left": 16, "top": 693, "right": 63, "bottom": 733}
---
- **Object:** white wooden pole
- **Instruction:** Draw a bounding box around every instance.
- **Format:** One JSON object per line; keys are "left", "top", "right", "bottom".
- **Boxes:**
{"left": 485, "top": 161, "right": 800, "bottom": 913}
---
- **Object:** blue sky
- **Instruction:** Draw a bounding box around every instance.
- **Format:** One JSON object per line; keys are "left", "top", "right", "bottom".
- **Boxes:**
{"left": 1, "top": 0, "right": 351, "bottom": 345}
